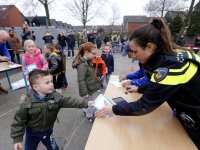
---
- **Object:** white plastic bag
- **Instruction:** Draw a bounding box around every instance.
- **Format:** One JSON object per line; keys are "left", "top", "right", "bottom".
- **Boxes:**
{"left": 11, "top": 79, "right": 29, "bottom": 90}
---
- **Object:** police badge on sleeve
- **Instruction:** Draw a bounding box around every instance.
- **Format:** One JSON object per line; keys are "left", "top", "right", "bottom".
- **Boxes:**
{"left": 154, "top": 68, "right": 168, "bottom": 82}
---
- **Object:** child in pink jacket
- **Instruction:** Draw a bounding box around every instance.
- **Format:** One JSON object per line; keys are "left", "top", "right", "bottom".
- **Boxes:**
{"left": 22, "top": 40, "right": 48, "bottom": 75}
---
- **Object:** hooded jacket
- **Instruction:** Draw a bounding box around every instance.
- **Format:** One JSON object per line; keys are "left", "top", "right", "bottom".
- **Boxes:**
{"left": 72, "top": 57, "right": 99, "bottom": 96}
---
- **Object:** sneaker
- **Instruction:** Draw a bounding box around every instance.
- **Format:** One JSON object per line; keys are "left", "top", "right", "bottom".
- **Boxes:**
{"left": 68, "top": 57, "right": 70, "bottom": 58}
{"left": 0, "top": 87, "right": 8, "bottom": 94}
{"left": 63, "top": 85, "right": 68, "bottom": 90}
{"left": 87, "top": 115, "right": 95, "bottom": 123}
{"left": 97, "top": 90, "right": 101, "bottom": 93}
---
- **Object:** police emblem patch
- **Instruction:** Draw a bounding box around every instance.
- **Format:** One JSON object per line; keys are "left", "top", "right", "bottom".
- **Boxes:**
{"left": 154, "top": 68, "right": 168, "bottom": 82}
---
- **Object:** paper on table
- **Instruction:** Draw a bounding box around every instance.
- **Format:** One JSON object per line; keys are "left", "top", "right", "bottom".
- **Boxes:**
{"left": 93, "top": 94, "right": 114, "bottom": 110}
{"left": 109, "top": 80, "right": 122, "bottom": 87}
{"left": 8, "top": 64, "right": 19, "bottom": 68}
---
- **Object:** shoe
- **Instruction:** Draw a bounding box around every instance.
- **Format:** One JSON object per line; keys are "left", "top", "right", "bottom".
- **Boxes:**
{"left": 101, "top": 84, "right": 103, "bottom": 88}
{"left": 63, "top": 85, "right": 68, "bottom": 90}
{"left": 97, "top": 90, "right": 101, "bottom": 93}
{"left": 0, "top": 86, "right": 8, "bottom": 94}
{"left": 87, "top": 115, "right": 95, "bottom": 123}
{"left": 68, "top": 57, "right": 70, "bottom": 58}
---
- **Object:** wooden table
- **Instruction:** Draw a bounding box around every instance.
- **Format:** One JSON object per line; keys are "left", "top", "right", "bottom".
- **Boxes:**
{"left": 85, "top": 75, "right": 197, "bottom": 150}
{"left": 0, "top": 62, "right": 28, "bottom": 92}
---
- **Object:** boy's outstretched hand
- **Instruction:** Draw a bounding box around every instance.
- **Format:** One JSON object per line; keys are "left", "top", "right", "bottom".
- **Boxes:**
{"left": 88, "top": 101, "right": 95, "bottom": 107}
{"left": 14, "top": 143, "right": 23, "bottom": 150}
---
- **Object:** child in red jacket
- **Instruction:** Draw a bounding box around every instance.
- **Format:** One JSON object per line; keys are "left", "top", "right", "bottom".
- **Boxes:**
{"left": 93, "top": 49, "right": 106, "bottom": 92}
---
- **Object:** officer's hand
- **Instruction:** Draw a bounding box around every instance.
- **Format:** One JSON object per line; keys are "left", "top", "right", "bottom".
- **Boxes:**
{"left": 119, "top": 75, "right": 126, "bottom": 82}
{"left": 126, "top": 85, "right": 138, "bottom": 93}
{"left": 14, "top": 143, "right": 23, "bottom": 150}
{"left": 122, "top": 80, "right": 131, "bottom": 87}
{"left": 95, "top": 100, "right": 113, "bottom": 117}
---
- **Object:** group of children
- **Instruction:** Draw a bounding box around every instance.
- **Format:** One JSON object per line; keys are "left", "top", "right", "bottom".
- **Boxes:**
{"left": 11, "top": 41, "right": 114, "bottom": 150}
{"left": 21, "top": 40, "right": 68, "bottom": 91}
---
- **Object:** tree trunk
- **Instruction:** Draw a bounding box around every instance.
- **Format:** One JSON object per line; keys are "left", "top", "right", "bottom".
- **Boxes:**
{"left": 178, "top": 0, "right": 195, "bottom": 36}
{"left": 44, "top": 1, "right": 51, "bottom": 26}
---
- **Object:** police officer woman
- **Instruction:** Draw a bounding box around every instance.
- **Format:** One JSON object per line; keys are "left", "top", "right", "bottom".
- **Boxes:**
{"left": 95, "top": 18, "right": 200, "bottom": 149}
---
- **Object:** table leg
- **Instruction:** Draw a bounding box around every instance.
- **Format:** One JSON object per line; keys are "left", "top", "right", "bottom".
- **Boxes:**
{"left": 5, "top": 71, "right": 12, "bottom": 89}
{"left": 23, "top": 75, "right": 29, "bottom": 92}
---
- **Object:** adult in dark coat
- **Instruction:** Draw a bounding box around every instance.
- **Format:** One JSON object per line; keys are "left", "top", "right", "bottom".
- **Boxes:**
{"left": 87, "top": 30, "right": 95, "bottom": 44}
{"left": 176, "top": 35, "right": 185, "bottom": 47}
{"left": 103, "top": 35, "right": 110, "bottom": 44}
{"left": 66, "top": 30, "right": 76, "bottom": 58}
{"left": 21, "top": 27, "right": 34, "bottom": 47}
{"left": 57, "top": 31, "right": 68, "bottom": 53}
{"left": 42, "top": 31, "right": 54, "bottom": 44}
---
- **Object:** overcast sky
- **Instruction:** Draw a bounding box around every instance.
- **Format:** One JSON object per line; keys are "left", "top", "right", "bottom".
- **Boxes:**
{"left": 2, "top": 0, "right": 195, "bottom": 26}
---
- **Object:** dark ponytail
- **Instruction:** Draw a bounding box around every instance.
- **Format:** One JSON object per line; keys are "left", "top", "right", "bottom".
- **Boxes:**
{"left": 129, "top": 18, "right": 176, "bottom": 55}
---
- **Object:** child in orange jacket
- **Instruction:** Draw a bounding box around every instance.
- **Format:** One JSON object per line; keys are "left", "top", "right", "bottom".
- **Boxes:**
{"left": 93, "top": 49, "right": 106, "bottom": 92}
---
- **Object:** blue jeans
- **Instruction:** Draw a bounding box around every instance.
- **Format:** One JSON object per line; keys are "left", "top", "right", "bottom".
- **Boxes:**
{"left": 24, "top": 132, "right": 59, "bottom": 150}
{"left": 68, "top": 45, "right": 74, "bottom": 57}
{"left": 62, "top": 73, "right": 68, "bottom": 86}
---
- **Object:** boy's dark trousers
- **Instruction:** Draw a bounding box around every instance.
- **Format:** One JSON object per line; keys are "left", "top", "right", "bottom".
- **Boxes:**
{"left": 53, "top": 74, "right": 62, "bottom": 89}
{"left": 24, "top": 133, "right": 59, "bottom": 150}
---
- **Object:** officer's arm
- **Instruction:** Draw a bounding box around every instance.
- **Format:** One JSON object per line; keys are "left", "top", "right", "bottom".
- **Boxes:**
{"left": 112, "top": 82, "right": 181, "bottom": 116}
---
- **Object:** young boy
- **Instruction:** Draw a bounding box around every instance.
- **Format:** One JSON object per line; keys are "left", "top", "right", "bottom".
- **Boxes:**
{"left": 96, "top": 34, "right": 102, "bottom": 49}
{"left": 11, "top": 69, "right": 93, "bottom": 150}
{"left": 93, "top": 49, "right": 106, "bottom": 92}
{"left": 44, "top": 43, "right": 62, "bottom": 90}
{"left": 54, "top": 44, "right": 68, "bottom": 90}
{"left": 101, "top": 45, "right": 114, "bottom": 86}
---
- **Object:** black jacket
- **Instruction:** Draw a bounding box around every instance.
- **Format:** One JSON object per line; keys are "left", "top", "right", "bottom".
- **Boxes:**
{"left": 101, "top": 53, "right": 114, "bottom": 74}
{"left": 87, "top": 33, "right": 95, "bottom": 44}
{"left": 113, "top": 49, "right": 200, "bottom": 125}
{"left": 66, "top": 34, "right": 75, "bottom": 46}
{"left": 176, "top": 38, "right": 185, "bottom": 47}
{"left": 194, "top": 39, "right": 200, "bottom": 47}
{"left": 103, "top": 37, "right": 110, "bottom": 44}
{"left": 42, "top": 35, "right": 54, "bottom": 44}
{"left": 57, "top": 34, "right": 67, "bottom": 47}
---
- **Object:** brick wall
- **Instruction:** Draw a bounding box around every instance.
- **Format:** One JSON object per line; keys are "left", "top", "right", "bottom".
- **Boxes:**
{"left": 128, "top": 23, "right": 148, "bottom": 35}
{"left": 6, "top": 6, "right": 23, "bottom": 27}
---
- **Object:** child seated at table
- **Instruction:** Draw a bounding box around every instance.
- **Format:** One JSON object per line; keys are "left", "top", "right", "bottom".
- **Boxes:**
{"left": 21, "top": 40, "right": 48, "bottom": 76}
{"left": 11, "top": 69, "right": 93, "bottom": 150}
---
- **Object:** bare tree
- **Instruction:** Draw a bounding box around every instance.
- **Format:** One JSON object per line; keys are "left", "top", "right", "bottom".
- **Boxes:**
{"left": 19, "top": 0, "right": 55, "bottom": 26}
{"left": 65, "top": 0, "right": 109, "bottom": 28}
{"left": 108, "top": 3, "right": 121, "bottom": 34}
{"left": 178, "top": 0, "right": 196, "bottom": 36}
{"left": 143, "top": 0, "right": 188, "bottom": 17}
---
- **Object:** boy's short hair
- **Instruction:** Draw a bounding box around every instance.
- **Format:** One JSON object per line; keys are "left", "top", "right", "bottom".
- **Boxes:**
{"left": 45, "top": 43, "right": 54, "bottom": 52}
{"left": 28, "top": 69, "right": 50, "bottom": 87}
{"left": 54, "top": 44, "right": 62, "bottom": 50}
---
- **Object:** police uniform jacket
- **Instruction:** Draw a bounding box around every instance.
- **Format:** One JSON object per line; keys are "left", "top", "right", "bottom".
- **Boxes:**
{"left": 113, "top": 49, "right": 200, "bottom": 126}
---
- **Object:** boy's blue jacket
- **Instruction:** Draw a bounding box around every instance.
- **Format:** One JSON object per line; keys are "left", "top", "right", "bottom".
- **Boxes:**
{"left": 126, "top": 62, "right": 149, "bottom": 86}
{"left": 96, "top": 37, "right": 102, "bottom": 45}
{"left": 0, "top": 43, "right": 11, "bottom": 61}
{"left": 101, "top": 53, "right": 114, "bottom": 74}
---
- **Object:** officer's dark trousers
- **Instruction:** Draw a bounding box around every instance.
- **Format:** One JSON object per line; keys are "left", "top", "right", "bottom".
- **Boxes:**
{"left": 177, "top": 115, "right": 200, "bottom": 149}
